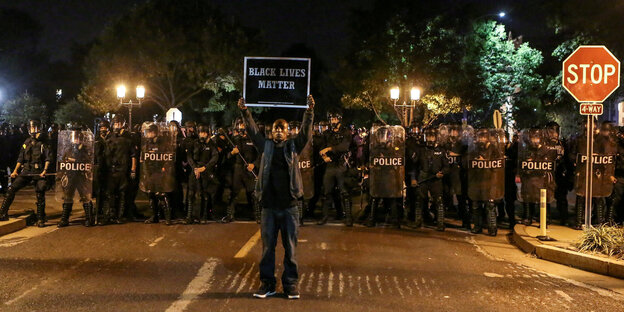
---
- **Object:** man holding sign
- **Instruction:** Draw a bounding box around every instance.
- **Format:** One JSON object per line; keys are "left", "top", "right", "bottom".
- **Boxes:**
{"left": 237, "top": 95, "right": 314, "bottom": 300}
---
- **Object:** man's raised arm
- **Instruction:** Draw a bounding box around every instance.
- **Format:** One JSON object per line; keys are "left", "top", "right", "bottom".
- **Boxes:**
{"left": 294, "top": 95, "right": 315, "bottom": 154}
{"left": 238, "top": 98, "right": 265, "bottom": 151}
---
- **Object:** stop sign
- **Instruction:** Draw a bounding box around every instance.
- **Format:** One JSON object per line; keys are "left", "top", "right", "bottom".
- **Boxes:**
{"left": 562, "top": 45, "right": 620, "bottom": 103}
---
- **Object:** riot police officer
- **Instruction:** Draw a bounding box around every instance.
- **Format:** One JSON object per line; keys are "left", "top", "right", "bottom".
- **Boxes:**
{"left": 94, "top": 120, "right": 110, "bottom": 222}
{"left": 57, "top": 124, "right": 95, "bottom": 227}
{"left": 415, "top": 127, "right": 448, "bottom": 231}
{"left": 186, "top": 124, "right": 219, "bottom": 224}
{"left": 440, "top": 124, "right": 470, "bottom": 229}
{"left": 317, "top": 112, "right": 353, "bottom": 226}
{"left": 404, "top": 123, "right": 423, "bottom": 227}
{"left": 221, "top": 119, "right": 259, "bottom": 223}
{"left": 102, "top": 115, "right": 136, "bottom": 225}
{"left": 546, "top": 122, "right": 570, "bottom": 226}
{"left": 0, "top": 120, "right": 51, "bottom": 227}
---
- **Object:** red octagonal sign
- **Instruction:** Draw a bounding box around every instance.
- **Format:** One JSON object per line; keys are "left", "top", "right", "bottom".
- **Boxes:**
{"left": 562, "top": 45, "right": 620, "bottom": 103}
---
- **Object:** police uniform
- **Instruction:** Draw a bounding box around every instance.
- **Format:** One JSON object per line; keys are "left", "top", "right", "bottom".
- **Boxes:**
{"left": 318, "top": 125, "right": 352, "bottom": 225}
{"left": 104, "top": 129, "right": 135, "bottom": 224}
{"left": 186, "top": 134, "right": 219, "bottom": 223}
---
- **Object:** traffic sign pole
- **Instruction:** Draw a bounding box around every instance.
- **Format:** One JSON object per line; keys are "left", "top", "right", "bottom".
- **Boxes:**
{"left": 584, "top": 113, "right": 594, "bottom": 229}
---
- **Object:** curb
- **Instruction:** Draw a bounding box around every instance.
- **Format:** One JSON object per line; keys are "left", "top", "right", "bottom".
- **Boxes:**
{"left": 0, "top": 216, "right": 28, "bottom": 237}
{"left": 512, "top": 224, "right": 624, "bottom": 279}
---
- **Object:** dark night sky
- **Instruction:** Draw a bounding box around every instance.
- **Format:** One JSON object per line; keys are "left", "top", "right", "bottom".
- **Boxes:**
{"left": 0, "top": 0, "right": 374, "bottom": 68}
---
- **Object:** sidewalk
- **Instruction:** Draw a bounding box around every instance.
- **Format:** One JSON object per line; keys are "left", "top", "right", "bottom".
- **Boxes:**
{"left": 0, "top": 187, "right": 64, "bottom": 236}
{"left": 513, "top": 223, "right": 624, "bottom": 279}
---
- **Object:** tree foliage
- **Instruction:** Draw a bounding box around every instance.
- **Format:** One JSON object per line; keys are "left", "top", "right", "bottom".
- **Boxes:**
{"left": 54, "top": 99, "right": 96, "bottom": 126}
{"left": 1, "top": 92, "right": 48, "bottom": 125}
{"left": 79, "top": 0, "right": 262, "bottom": 115}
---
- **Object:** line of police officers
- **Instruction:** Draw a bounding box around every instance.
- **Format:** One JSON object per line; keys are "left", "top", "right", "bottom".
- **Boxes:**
{"left": 0, "top": 115, "right": 622, "bottom": 236}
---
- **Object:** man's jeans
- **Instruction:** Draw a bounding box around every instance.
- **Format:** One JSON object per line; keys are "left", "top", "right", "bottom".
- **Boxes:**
{"left": 259, "top": 207, "right": 299, "bottom": 287}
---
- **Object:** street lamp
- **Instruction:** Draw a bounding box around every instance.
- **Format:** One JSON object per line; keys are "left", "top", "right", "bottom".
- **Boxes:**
{"left": 389, "top": 86, "right": 422, "bottom": 127}
{"left": 116, "top": 84, "right": 145, "bottom": 129}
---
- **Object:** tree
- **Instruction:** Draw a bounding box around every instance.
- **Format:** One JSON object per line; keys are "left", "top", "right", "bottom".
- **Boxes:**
{"left": 79, "top": 0, "right": 263, "bottom": 115}
{"left": 1, "top": 92, "right": 48, "bottom": 125}
{"left": 54, "top": 99, "right": 96, "bottom": 126}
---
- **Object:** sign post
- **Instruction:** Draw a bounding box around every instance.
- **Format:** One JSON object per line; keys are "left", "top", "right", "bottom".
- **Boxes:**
{"left": 562, "top": 45, "right": 620, "bottom": 228}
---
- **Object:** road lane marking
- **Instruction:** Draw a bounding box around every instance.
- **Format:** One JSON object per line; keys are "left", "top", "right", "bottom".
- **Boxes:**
{"left": 555, "top": 290, "right": 573, "bottom": 303}
{"left": 316, "top": 271, "right": 324, "bottom": 294}
{"left": 149, "top": 236, "right": 165, "bottom": 247}
{"left": 236, "top": 263, "right": 255, "bottom": 293}
{"left": 234, "top": 230, "right": 260, "bottom": 258}
{"left": 339, "top": 273, "right": 344, "bottom": 296}
{"left": 165, "top": 258, "right": 219, "bottom": 312}
{"left": 365, "top": 275, "right": 372, "bottom": 295}
{"left": 393, "top": 276, "right": 404, "bottom": 298}
{"left": 305, "top": 271, "right": 314, "bottom": 292}
{"left": 484, "top": 272, "right": 504, "bottom": 278}
{"left": 375, "top": 275, "right": 383, "bottom": 294}
{"left": 328, "top": 269, "right": 334, "bottom": 298}
{"left": 228, "top": 264, "right": 248, "bottom": 290}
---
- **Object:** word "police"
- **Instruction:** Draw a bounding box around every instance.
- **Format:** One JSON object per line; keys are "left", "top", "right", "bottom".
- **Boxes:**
{"left": 144, "top": 153, "right": 174, "bottom": 161}
{"left": 59, "top": 162, "right": 92, "bottom": 171}
{"left": 373, "top": 157, "right": 403, "bottom": 166}
{"left": 580, "top": 155, "right": 614, "bottom": 164}
{"left": 521, "top": 161, "right": 553, "bottom": 170}
{"left": 470, "top": 159, "right": 503, "bottom": 169}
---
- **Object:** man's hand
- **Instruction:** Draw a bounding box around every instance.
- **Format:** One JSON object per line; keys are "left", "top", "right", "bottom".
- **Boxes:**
{"left": 39, "top": 170, "right": 47, "bottom": 178}
{"left": 436, "top": 172, "right": 443, "bottom": 179}
{"left": 319, "top": 147, "right": 332, "bottom": 155}
{"left": 411, "top": 179, "right": 418, "bottom": 187}
{"left": 611, "top": 176, "right": 617, "bottom": 183}
{"left": 307, "top": 95, "right": 315, "bottom": 110}
{"left": 238, "top": 98, "right": 247, "bottom": 110}
{"left": 130, "top": 170, "right": 136, "bottom": 180}
{"left": 322, "top": 154, "right": 332, "bottom": 163}
{"left": 247, "top": 164, "right": 255, "bottom": 172}
{"left": 10, "top": 171, "right": 17, "bottom": 179}
{"left": 231, "top": 147, "right": 239, "bottom": 155}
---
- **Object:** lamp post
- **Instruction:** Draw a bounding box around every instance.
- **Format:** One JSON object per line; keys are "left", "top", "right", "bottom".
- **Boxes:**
{"left": 116, "top": 85, "right": 145, "bottom": 129}
{"left": 390, "top": 86, "right": 421, "bottom": 127}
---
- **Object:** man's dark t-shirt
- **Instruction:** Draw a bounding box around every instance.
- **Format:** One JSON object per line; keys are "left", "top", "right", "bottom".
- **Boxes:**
{"left": 264, "top": 144, "right": 295, "bottom": 209}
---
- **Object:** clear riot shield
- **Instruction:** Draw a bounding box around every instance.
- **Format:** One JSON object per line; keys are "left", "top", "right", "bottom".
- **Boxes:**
{"left": 574, "top": 133, "right": 617, "bottom": 198}
{"left": 139, "top": 122, "right": 177, "bottom": 193}
{"left": 439, "top": 124, "right": 473, "bottom": 195}
{"left": 518, "top": 129, "right": 557, "bottom": 203}
{"left": 55, "top": 129, "right": 94, "bottom": 203}
{"left": 298, "top": 142, "right": 314, "bottom": 200}
{"left": 369, "top": 125, "right": 405, "bottom": 198}
{"left": 467, "top": 129, "right": 505, "bottom": 201}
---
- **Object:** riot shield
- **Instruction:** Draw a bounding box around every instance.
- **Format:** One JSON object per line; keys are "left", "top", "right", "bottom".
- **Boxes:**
{"left": 369, "top": 125, "right": 405, "bottom": 198}
{"left": 298, "top": 142, "right": 314, "bottom": 200}
{"left": 55, "top": 129, "right": 94, "bottom": 203}
{"left": 439, "top": 124, "right": 473, "bottom": 195}
{"left": 574, "top": 133, "right": 617, "bottom": 198}
{"left": 518, "top": 129, "right": 557, "bottom": 203}
{"left": 466, "top": 129, "right": 505, "bottom": 201}
{"left": 139, "top": 122, "right": 177, "bottom": 193}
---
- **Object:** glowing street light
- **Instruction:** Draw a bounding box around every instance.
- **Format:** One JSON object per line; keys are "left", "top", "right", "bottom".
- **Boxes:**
{"left": 390, "top": 87, "right": 400, "bottom": 100}
{"left": 116, "top": 84, "right": 145, "bottom": 129}
{"left": 498, "top": 12, "right": 506, "bottom": 18}
{"left": 410, "top": 87, "right": 421, "bottom": 101}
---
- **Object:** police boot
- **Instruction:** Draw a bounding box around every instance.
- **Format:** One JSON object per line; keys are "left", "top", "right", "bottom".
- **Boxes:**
{"left": 365, "top": 198, "right": 377, "bottom": 227}
{"left": 435, "top": 197, "right": 445, "bottom": 231}
{"left": 0, "top": 188, "right": 15, "bottom": 221}
{"left": 297, "top": 200, "right": 304, "bottom": 226}
{"left": 35, "top": 193, "right": 46, "bottom": 228}
{"left": 116, "top": 192, "right": 126, "bottom": 224}
{"left": 220, "top": 203, "right": 235, "bottom": 223}
{"left": 457, "top": 195, "right": 470, "bottom": 229}
{"left": 574, "top": 196, "right": 584, "bottom": 230}
{"left": 342, "top": 193, "right": 353, "bottom": 227}
{"left": 317, "top": 197, "right": 329, "bottom": 225}
{"left": 471, "top": 203, "right": 482, "bottom": 234}
{"left": 199, "top": 196, "right": 209, "bottom": 224}
{"left": 163, "top": 197, "right": 173, "bottom": 226}
{"left": 487, "top": 202, "right": 498, "bottom": 236}
{"left": 606, "top": 202, "right": 616, "bottom": 225}
{"left": 57, "top": 203, "right": 73, "bottom": 228}
{"left": 83, "top": 202, "right": 94, "bottom": 227}
{"left": 508, "top": 200, "right": 516, "bottom": 230}
{"left": 596, "top": 198, "right": 606, "bottom": 225}
{"left": 184, "top": 200, "right": 195, "bottom": 225}
{"left": 522, "top": 203, "right": 533, "bottom": 226}
{"left": 413, "top": 199, "right": 423, "bottom": 229}
{"left": 145, "top": 196, "right": 160, "bottom": 224}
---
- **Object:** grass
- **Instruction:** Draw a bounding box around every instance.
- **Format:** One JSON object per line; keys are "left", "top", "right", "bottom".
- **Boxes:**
{"left": 576, "top": 224, "right": 624, "bottom": 259}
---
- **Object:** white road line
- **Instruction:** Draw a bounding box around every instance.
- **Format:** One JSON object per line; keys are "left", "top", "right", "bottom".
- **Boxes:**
{"left": 236, "top": 263, "right": 255, "bottom": 293}
{"left": 339, "top": 273, "right": 344, "bottom": 296}
{"left": 328, "top": 269, "right": 334, "bottom": 298}
{"left": 306, "top": 271, "right": 315, "bottom": 293}
{"left": 228, "top": 264, "right": 248, "bottom": 290}
{"left": 234, "top": 230, "right": 261, "bottom": 258}
{"left": 358, "top": 276, "right": 363, "bottom": 296}
{"left": 317, "top": 271, "right": 324, "bottom": 294}
{"left": 149, "top": 236, "right": 165, "bottom": 247}
{"left": 165, "top": 258, "right": 219, "bottom": 312}
{"left": 298, "top": 273, "right": 306, "bottom": 287}
{"left": 404, "top": 278, "right": 413, "bottom": 295}
{"left": 484, "top": 272, "right": 504, "bottom": 278}
{"left": 375, "top": 275, "right": 383, "bottom": 294}
{"left": 393, "top": 276, "right": 404, "bottom": 298}
{"left": 365, "top": 275, "right": 372, "bottom": 295}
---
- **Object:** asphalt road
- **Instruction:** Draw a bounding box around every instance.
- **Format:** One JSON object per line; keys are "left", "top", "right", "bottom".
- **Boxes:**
{"left": 0, "top": 215, "right": 623, "bottom": 312}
